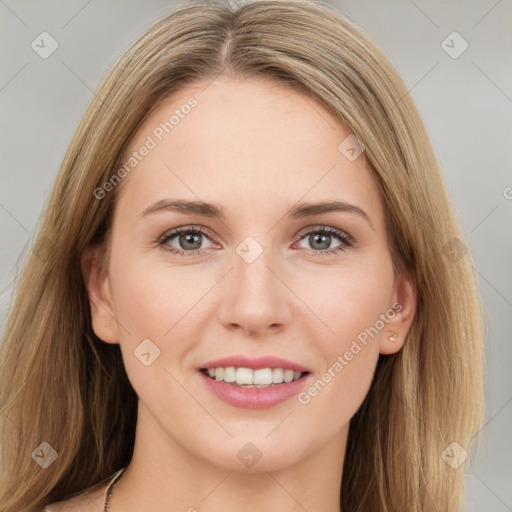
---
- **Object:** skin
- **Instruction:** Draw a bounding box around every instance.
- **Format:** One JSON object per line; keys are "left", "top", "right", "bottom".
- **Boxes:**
{"left": 76, "top": 76, "right": 416, "bottom": 512}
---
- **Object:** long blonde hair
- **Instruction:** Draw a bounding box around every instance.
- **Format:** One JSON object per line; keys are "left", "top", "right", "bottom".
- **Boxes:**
{"left": 0, "top": 0, "right": 484, "bottom": 510}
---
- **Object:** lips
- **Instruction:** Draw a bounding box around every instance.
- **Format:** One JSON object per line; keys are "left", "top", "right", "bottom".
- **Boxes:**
{"left": 198, "top": 370, "right": 312, "bottom": 409}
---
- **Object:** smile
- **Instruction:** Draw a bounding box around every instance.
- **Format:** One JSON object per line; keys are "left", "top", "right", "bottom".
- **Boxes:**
{"left": 198, "top": 367, "right": 312, "bottom": 409}
{"left": 201, "top": 367, "right": 306, "bottom": 387}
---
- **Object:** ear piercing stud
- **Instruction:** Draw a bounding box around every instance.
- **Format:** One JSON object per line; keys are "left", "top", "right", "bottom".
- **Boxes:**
{"left": 389, "top": 332, "right": 399, "bottom": 342}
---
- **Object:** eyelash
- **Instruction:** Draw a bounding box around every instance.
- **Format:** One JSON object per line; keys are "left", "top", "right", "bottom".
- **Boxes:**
{"left": 156, "top": 225, "right": 354, "bottom": 258}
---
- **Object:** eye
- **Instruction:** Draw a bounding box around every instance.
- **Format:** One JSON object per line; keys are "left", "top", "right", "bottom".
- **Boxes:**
{"left": 157, "top": 225, "right": 354, "bottom": 258}
{"left": 294, "top": 226, "right": 353, "bottom": 255}
{"left": 158, "top": 226, "right": 215, "bottom": 257}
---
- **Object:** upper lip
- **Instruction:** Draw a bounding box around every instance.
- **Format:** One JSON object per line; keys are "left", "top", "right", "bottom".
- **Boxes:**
{"left": 199, "top": 355, "right": 311, "bottom": 373}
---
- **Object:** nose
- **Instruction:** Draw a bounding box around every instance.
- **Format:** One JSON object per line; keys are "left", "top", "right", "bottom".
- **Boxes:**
{"left": 217, "top": 242, "right": 293, "bottom": 337}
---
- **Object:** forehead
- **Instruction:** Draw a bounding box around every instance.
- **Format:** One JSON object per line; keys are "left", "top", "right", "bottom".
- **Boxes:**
{"left": 115, "top": 76, "right": 383, "bottom": 225}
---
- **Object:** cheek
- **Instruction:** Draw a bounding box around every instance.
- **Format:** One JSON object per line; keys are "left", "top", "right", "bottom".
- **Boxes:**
{"left": 293, "top": 257, "right": 394, "bottom": 402}
{"left": 108, "top": 248, "right": 212, "bottom": 337}
{"left": 108, "top": 256, "right": 203, "bottom": 409}
{"left": 298, "top": 258, "right": 394, "bottom": 344}
{"left": 107, "top": 249, "right": 222, "bottom": 392}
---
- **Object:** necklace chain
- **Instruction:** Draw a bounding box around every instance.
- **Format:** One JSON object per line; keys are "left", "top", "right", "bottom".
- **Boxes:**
{"left": 103, "top": 467, "right": 126, "bottom": 512}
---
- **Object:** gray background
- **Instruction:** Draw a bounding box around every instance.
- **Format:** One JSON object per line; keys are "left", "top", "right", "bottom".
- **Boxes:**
{"left": 1, "top": 0, "right": 511, "bottom": 510}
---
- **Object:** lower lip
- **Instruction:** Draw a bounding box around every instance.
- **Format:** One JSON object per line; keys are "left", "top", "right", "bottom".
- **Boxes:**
{"left": 198, "top": 370, "right": 312, "bottom": 409}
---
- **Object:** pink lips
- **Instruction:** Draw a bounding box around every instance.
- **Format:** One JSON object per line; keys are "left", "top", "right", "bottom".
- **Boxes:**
{"left": 198, "top": 355, "right": 312, "bottom": 409}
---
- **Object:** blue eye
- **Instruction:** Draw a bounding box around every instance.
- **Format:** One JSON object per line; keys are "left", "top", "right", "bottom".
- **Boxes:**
{"left": 157, "top": 225, "right": 354, "bottom": 257}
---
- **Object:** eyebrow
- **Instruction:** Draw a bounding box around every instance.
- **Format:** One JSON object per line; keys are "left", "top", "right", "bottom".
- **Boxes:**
{"left": 139, "top": 198, "right": 374, "bottom": 230}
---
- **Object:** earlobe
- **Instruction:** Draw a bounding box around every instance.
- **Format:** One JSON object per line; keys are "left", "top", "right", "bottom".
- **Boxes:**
{"left": 379, "top": 270, "right": 417, "bottom": 355}
{"left": 80, "top": 245, "right": 119, "bottom": 344}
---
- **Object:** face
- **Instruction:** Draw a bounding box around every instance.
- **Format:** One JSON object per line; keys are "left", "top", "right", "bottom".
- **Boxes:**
{"left": 82, "top": 76, "right": 415, "bottom": 473}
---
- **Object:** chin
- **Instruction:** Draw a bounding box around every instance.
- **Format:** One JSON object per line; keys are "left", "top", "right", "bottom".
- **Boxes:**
{"left": 194, "top": 435, "right": 309, "bottom": 473}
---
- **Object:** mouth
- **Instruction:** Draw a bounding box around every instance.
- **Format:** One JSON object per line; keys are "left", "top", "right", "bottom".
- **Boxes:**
{"left": 197, "top": 355, "right": 313, "bottom": 409}
{"left": 198, "top": 366, "right": 313, "bottom": 409}
{"left": 199, "top": 367, "right": 310, "bottom": 388}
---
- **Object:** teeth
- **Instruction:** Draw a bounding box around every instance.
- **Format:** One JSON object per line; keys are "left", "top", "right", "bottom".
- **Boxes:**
{"left": 223, "top": 366, "right": 236, "bottom": 382}
{"left": 236, "top": 367, "right": 253, "bottom": 385}
{"left": 273, "top": 368, "right": 284, "bottom": 383}
{"left": 253, "top": 368, "right": 273, "bottom": 385}
{"left": 283, "top": 369, "right": 294, "bottom": 383}
{"left": 204, "top": 367, "right": 305, "bottom": 386}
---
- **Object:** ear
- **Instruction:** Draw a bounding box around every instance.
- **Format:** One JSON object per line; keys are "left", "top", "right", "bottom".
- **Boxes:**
{"left": 379, "top": 269, "right": 416, "bottom": 355}
{"left": 81, "top": 245, "right": 120, "bottom": 344}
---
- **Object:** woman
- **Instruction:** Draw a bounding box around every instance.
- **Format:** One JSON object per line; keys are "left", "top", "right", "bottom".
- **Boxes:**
{"left": 0, "top": 0, "right": 484, "bottom": 510}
